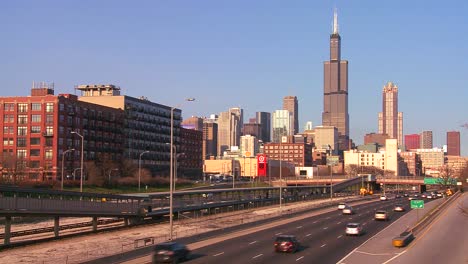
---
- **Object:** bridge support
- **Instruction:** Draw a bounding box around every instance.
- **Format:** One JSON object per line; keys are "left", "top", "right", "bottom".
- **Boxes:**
{"left": 92, "top": 217, "right": 98, "bottom": 232}
{"left": 54, "top": 216, "right": 60, "bottom": 237}
{"left": 124, "top": 218, "right": 129, "bottom": 226}
{"left": 4, "top": 216, "right": 11, "bottom": 245}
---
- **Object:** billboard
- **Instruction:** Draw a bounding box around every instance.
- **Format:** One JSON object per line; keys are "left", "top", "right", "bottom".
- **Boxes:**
{"left": 257, "top": 154, "right": 267, "bottom": 177}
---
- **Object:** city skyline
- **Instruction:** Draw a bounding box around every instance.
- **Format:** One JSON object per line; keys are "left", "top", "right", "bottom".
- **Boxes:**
{"left": 1, "top": 1, "right": 467, "bottom": 155}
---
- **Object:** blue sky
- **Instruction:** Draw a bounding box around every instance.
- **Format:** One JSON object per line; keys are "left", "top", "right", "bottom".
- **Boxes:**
{"left": 1, "top": 0, "right": 467, "bottom": 155}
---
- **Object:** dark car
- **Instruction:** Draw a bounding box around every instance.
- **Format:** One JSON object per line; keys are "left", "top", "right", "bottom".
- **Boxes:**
{"left": 274, "top": 235, "right": 300, "bottom": 253}
{"left": 153, "top": 242, "right": 190, "bottom": 263}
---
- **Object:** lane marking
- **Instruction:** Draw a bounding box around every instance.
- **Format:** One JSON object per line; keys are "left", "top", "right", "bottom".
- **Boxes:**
{"left": 249, "top": 241, "right": 258, "bottom": 245}
{"left": 213, "top": 252, "right": 224, "bottom": 256}
{"left": 297, "top": 225, "right": 303, "bottom": 229}
{"left": 355, "top": 250, "right": 394, "bottom": 256}
{"left": 326, "top": 216, "right": 331, "bottom": 219}
{"left": 323, "top": 227, "right": 328, "bottom": 230}
{"left": 296, "top": 256, "right": 304, "bottom": 261}
{"left": 313, "top": 221, "right": 318, "bottom": 223}
{"left": 252, "top": 254, "right": 263, "bottom": 259}
{"left": 382, "top": 251, "right": 407, "bottom": 263}
{"left": 306, "top": 233, "right": 312, "bottom": 237}
{"left": 321, "top": 244, "right": 327, "bottom": 247}
{"left": 337, "top": 235, "right": 343, "bottom": 238}
{"left": 337, "top": 221, "right": 342, "bottom": 224}
{"left": 275, "top": 232, "right": 282, "bottom": 235}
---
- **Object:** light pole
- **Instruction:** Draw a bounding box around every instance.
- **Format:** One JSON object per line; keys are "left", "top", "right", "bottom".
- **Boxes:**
{"left": 170, "top": 97, "right": 195, "bottom": 241}
{"left": 73, "top": 168, "right": 80, "bottom": 180}
{"left": 108, "top": 168, "right": 119, "bottom": 184}
{"left": 279, "top": 136, "right": 283, "bottom": 214}
{"left": 71, "top": 131, "right": 84, "bottom": 192}
{"left": 61, "top": 148, "right": 75, "bottom": 190}
{"left": 139, "top": 150, "right": 150, "bottom": 191}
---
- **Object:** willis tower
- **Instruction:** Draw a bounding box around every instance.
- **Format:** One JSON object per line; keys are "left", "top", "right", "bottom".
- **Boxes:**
{"left": 322, "top": 9, "right": 349, "bottom": 151}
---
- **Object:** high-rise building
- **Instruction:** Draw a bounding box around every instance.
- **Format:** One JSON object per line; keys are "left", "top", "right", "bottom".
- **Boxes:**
{"left": 322, "top": 9, "right": 349, "bottom": 151}
{"left": 181, "top": 116, "right": 203, "bottom": 131}
{"left": 378, "top": 82, "right": 403, "bottom": 147}
{"left": 202, "top": 121, "right": 217, "bottom": 160}
{"left": 404, "top": 134, "right": 420, "bottom": 150}
{"left": 283, "top": 96, "right": 298, "bottom": 135}
{"left": 243, "top": 123, "right": 262, "bottom": 139}
{"left": 240, "top": 135, "right": 259, "bottom": 157}
{"left": 272, "top": 110, "right": 293, "bottom": 143}
{"left": 447, "top": 131, "right": 460, "bottom": 156}
{"left": 216, "top": 107, "right": 243, "bottom": 155}
{"left": 255, "top": 112, "right": 271, "bottom": 143}
{"left": 180, "top": 127, "right": 203, "bottom": 178}
{"left": 420, "top": 131, "right": 433, "bottom": 149}
{"left": 364, "top": 133, "right": 389, "bottom": 146}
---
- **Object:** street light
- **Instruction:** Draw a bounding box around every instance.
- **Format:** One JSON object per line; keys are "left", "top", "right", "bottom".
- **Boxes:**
{"left": 279, "top": 136, "right": 283, "bottom": 214}
{"left": 61, "top": 148, "right": 75, "bottom": 190}
{"left": 169, "top": 97, "right": 195, "bottom": 241}
{"left": 70, "top": 131, "right": 84, "bottom": 193}
{"left": 139, "top": 150, "right": 150, "bottom": 191}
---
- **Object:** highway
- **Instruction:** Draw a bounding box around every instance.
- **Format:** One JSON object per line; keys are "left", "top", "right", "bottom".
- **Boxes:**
{"left": 387, "top": 193, "right": 467, "bottom": 264}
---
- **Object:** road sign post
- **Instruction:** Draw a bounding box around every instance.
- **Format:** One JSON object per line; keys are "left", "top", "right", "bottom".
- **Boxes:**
{"left": 411, "top": 200, "right": 424, "bottom": 223}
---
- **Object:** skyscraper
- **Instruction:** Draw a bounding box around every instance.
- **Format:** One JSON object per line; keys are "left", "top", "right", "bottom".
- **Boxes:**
{"left": 217, "top": 107, "right": 243, "bottom": 155}
{"left": 404, "top": 134, "right": 420, "bottom": 150}
{"left": 272, "top": 110, "right": 293, "bottom": 143}
{"left": 447, "top": 131, "right": 460, "bottom": 156}
{"left": 378, "top": 82, "right": 403, "bottom": 147}
{"left": 322, "top": 9, "right": 349, "bottom": 151}
{"left": 420, "top": 131, "right": 433, "bottom": 149}
{"left": 283, "top": 96, "right": 298, "bottom": 135}
{"left": 255, "top": 112, "right": 271, "bottom": 143}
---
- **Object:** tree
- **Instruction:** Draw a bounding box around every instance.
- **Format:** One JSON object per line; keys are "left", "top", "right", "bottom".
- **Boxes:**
{"left": 344, "top": 164, "right": 359, "bottom": 178}
{"left": 438, "top": 164, "right": 456, "bottom": 187}
{"left": 0, "top": 153, "right": 28, "bottom": 185}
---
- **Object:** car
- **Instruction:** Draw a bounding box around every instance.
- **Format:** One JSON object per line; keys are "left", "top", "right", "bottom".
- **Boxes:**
{"left": 345, "top": 223, "right": 364, "bottom": 236}
{"left": 426, "top": 194, "right": 433, "bottom": 199}
{"left": 421, "top": 193, "right": 427, "bottom": 198}
{"left": 436, "top": 192, "right": 443, "bottom": 198}
{"left": 375, "top": 210, "right": 390, "bottom": 221}
{"left": 403, "top": 193, "right": 409, "bottom": 197}
{"left": 395, "top": 194, "right": 402, "bottom": 198}
{"left": 408, "top": 196, "right": 415, "bottom": 201}
{"left": 342, "top": 206, "right": 355, "bottom": 215}
{"left": 380, "top": 195, "right": 388, "bottom": 201}
{"left": 393, "top": 204, "right": 405, "bottom": 212}
{"left": 274, "top": 235, "right": 300, "bottom": 253}
{"left": 153, "top": 242, "right": 190, "bottom": 264}
{"left": 338, "top": 202, "right": 347, "bottom": 210}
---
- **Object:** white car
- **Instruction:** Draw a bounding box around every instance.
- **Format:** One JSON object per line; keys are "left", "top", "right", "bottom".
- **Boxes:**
{"left": 345, "top": 223, "right": 364, "bottom": 236}
{"left": 380, "top": 195, "right": 388, "bottom": 201}
{"left": 342, "top": 206, "right": 355, "bottom": 215}
{"left": 393, "top": 204, "right": 405, "bottom": 212}
{"left": 375, "top": 210, "right": 390, "bottom": 221}
{"left": 338, "top": 203, "right": 347, "bottom": 210}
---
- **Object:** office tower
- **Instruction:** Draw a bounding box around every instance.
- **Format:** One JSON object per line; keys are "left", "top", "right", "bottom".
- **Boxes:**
{"left": 217, "top": 107, "right": 243, "bottom": 155}
{"left": 404, "top": 134, "right": 420, "bottom": 150}
{"left": 314, "top": 126, "right": 339, "bottom": 154}
{"left": 378, "top": 82, "right": 403, "bottom": 147}
{"left": 255, "top": 112, "right": 271, "bottom": 143}
{"left": 304, "top": 121, "right": 313, "bottom": 131}
{"left": 202, "top": 121, "right": 218, "bottom": 159}
{"left": 447, "top": 131, "right": 461, "bottom": 156}
{"left": 420, "top": 131, "right": 433, "bottom": 149}
{"left": 272, "top": 110, "right": 293, "bottom": 143}
{"left": 364, "top": 133, "right": 389, "bottom": 146}
{"left": 181, "top": 116, "right": 203, "bottom": 131}
{"left": 283, "top": 96, "right": 298, "bottom": 135}
{"left": 240, "top": 135, "right": 259, "bottom": 157}
{"left": 243, "top": 123, "right": 262, "bottom": 139}
{"left": 385, "top": 139, "right": 399, "bottom": 176}
{"left": 322, "top": 9, "right": 349, "bottom": 151}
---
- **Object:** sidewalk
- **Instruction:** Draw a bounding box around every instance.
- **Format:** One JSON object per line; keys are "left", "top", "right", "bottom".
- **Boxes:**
{"left": 0, "top": 195, "right": 361, "bottom": 264}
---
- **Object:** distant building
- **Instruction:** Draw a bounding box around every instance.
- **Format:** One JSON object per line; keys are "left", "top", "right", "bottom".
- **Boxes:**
{"left": 420, "top": 131, "right": 433, "bottom": 149}
{"left": 344, "top": 150, "right": 385, "bottom": 170}
{"left": 255, "top": 112, "right": 271, "bottom": 143}
{"left": 399, "top": 152, "right": 422, "bottom": 176}
{"left": 180, "top": 127, "right": 203, "bottom": 179}
{"left": 217, "top": 107, "right": 243, "bottom": 155}
{"left": 264, "top": 142, "right": 313, "bottom": 167}
{"left": 181, "top": 116, "right": 203, "bottom": 131}
{"left": 404, "top": 134, "right": 420, "bottom": 150}
{"left": 202, "top": 121, "right": 218, "bottom": 160}
{"left": 414, "top": 148, "right": 444, "bottom": 175}
{"left": 357, "top": 143, "right": 379, "bottom": 153}
{"left": 364, "top": 133, "right": 389, "bottom": 147}
{"left": 283, "top": 96, "right": 299, "bottom": 135}
{"left": 314, "top": 126, "right": 338, "bottom": 155}
{"left": 243, "top": 123, "right": 262, "bottom": 139}
{"left": 272, "top": 110, "right": 293, "bottom": 143}
{"left": 378, "top": 82, "right": 403, "bottom": 147}
{"left": 446, "top": 131, "right": 460, "bottom": 156}
{"left": 304, "top": 121, "right": 313, "bottom": 131}
{"left": 240, "top": 135, "right": 259, "bottom": 157}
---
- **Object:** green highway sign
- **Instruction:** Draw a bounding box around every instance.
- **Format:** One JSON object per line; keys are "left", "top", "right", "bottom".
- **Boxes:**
{"left": 411, "top": 200, "right": 424, "bottom": 209}
{"left": 424, "top": 178, "right": 441, "bottom": 185}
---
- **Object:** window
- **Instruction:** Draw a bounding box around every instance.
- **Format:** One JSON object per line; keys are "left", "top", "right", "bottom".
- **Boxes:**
{"left": 46, "top": 103, "right": 54, "bottom": 113}
{"left": 30, "top": 149, "right": 40, "bottom": 157}
{"left": 31, "top": 114, "right": 41, "bottom": 123}
{"left": 46, "top": 114, "right": 54, "bottom": 124}
{"left": 18, "top": 126, "right": 27, "bottom": 136}
{"left": 45, "top": 126, "right": 53, "bottom": 136}
{"left": 30, "top": 138, "right": 41, "bottom": 145}
{"left": 17, "top": 138, "right": 27, "bottom": 147}
{"left": 31, "top": 103, "right": 42, "bottom": 111}
{"left": 3, "top": 126, "right": 14, "bottom": 134}
{"left": 3, "top": 115, "right": 14, "bottom": 123}
{"left": 31, "top": 126, "right": 41, "bottom": 133}
{"left": 18, "top": 103, "right": 28, "bottom": 112}
{"left": 18, "top": 115, "right": 28, "bottom": 124}
{"left": 17, "top": 149, "right": 27, "bottom": 158}
{"left": 3, "top": 138, "right": 13, "bottom": 146}
{"left": 45, "top": 137, "right": 53, "bottom": 147}
{"left": 45, "top": 149, "right": 53, "bottom": 159}
{"left": 4, "top": 103, "right": 15, "bottom": 111}
{"left": 59, "top": 103, "right": 65, "bottom": 111}
{"left": 30, "top": 161, "right": 40, "bottom": 168}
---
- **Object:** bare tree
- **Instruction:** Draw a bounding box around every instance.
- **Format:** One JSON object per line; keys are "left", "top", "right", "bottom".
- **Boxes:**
{"left": 0, "top": 153, "right": 28, "bottom": 185}
{"left": 344, "top": 164, "right": 359, "bottom": 178}
{"left": 438, "top": 164, "right": 456, "bottom": 187}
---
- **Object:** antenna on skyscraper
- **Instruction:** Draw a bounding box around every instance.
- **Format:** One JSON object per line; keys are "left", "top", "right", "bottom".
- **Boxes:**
{"left": 333, "top": 7, "right": 339, "bottom": 34}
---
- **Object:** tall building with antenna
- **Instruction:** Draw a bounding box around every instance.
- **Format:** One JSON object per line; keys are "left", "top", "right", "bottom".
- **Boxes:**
{"left": 378, "top": 82, "right": 403, "bottom": 147}
{"left": 322, "top": 9, "right": 349, "bottom": 151}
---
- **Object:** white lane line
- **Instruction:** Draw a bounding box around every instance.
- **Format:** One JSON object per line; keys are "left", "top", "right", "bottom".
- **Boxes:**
{"left": 337, "top": 235, "right": 343, "bottom": 238}
{"left": 337, "top": 221, "right": 342, "bottom": 224}
{"left": 297, "top": 225, "right": 303, "bottom": 229}
{"left": 249, "top": 241, "right": 258, "bottom": 245}
{"left": 252, "top": 254, "right": 263, "bottom": 259}
{"left": 362, "top": 223, "right": 367, "bottom": 226}
{"left": 323, "top": 227, "right": 328, "bottom": 230}
{"left": 296, "top": 256, "right": 304, "bottom": 261}
{"left": 321, "top": 244, "right": 327, "bottom": 248}
{"left": 306, "top": 233, "right": 312, "bottom": 237}
{"left": 326, "top": 216, "right": 331, "bottom": 219}
{"left": 275, "top": 232, "right": 282, "bottom": 235}
{"left": 213, "top": 252, "right": 224, "bottom": 256}
{"left": 313, "top": 221, "right": 318, "bottom": 223}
